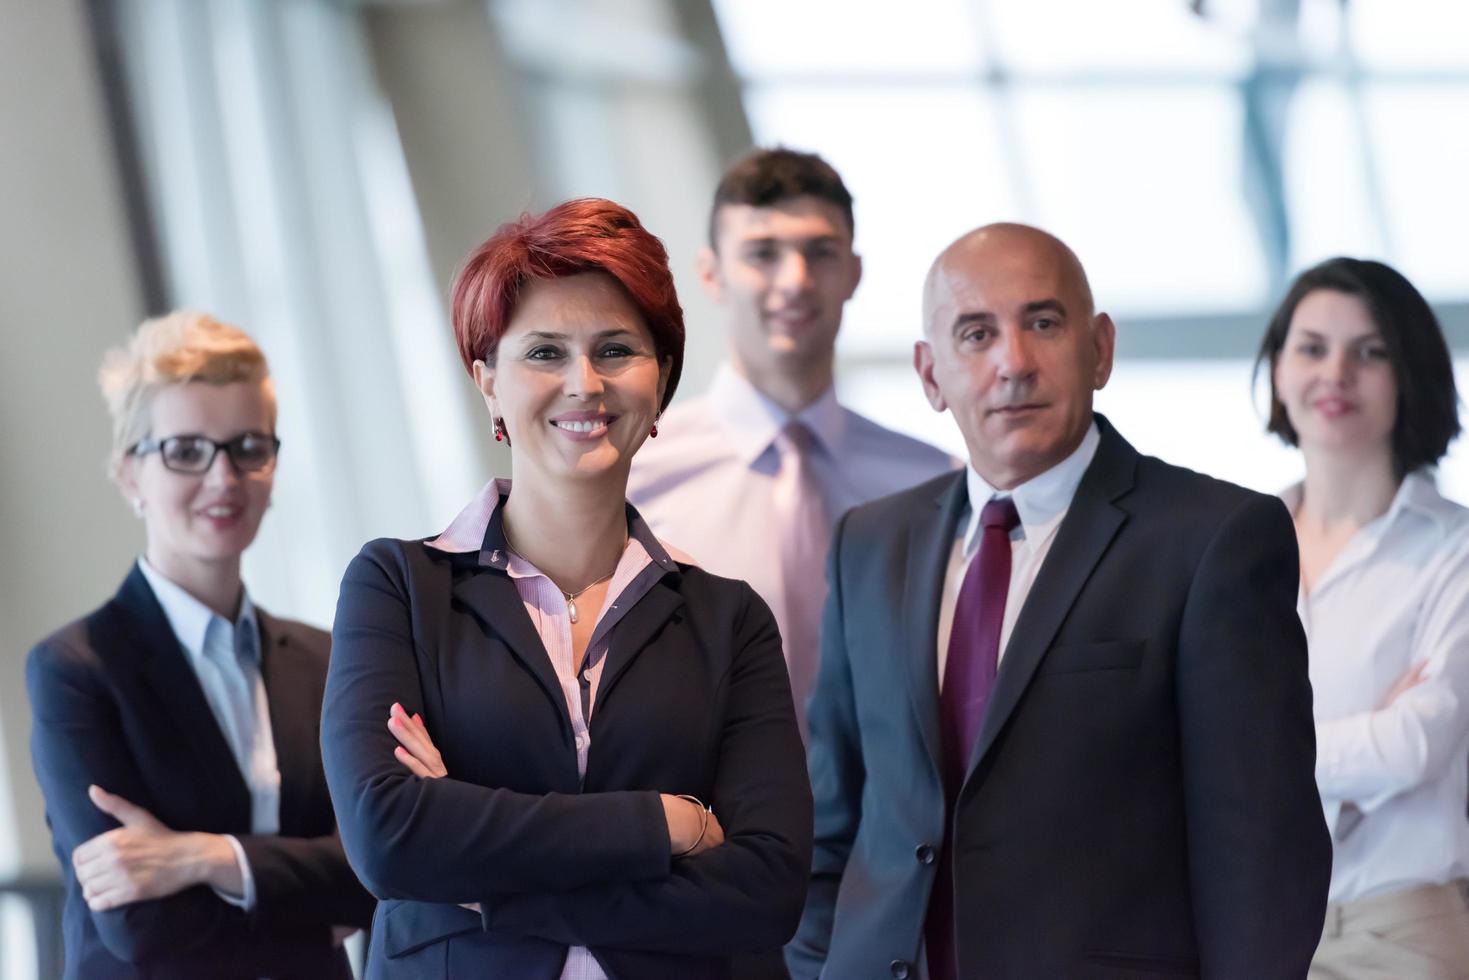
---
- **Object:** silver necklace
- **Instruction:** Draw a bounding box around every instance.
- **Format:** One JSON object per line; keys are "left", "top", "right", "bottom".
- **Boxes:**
{"left": 503, "top": 530, "right": 620, "bottom": 625}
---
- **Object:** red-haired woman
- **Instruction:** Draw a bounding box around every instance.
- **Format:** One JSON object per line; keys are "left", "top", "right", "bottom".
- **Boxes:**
{"left": 320, "top": 199, "right": 812, "bottom": 979}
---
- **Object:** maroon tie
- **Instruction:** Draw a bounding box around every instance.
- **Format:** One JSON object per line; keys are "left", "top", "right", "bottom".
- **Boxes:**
{"left": 926, "top": 495, "right": 1020, "bottom": 980}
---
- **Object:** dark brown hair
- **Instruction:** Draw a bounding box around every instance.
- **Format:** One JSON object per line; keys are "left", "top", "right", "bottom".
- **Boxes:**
{"left": 1256, "top": 257, "right": 1459, "bottom": 476}
{"left": 708, "top": 146, "right": 854, "bottom": 249}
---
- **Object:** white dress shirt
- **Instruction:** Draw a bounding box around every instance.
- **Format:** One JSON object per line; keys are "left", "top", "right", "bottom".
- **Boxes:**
{"left": 1287, "top": 471, "right": 1469, "bottom": 904}
{"left": 137, "top": 558, "right": 280, "bottom": 911}
{"left": 918, "top": 424, "right": 1098, "bottom": 979}
{"left": 628, "top": 363, "right": 956, "bottom": 697}
{"left": 936, "top": 423, "right": 1100, "bottom": 684}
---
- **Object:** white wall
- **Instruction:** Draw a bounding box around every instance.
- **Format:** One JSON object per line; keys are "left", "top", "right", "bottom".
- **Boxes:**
{"left": 0, "top": 0, "right": 149, "bottom": 975}
{"left": 0, "top": 0, "right": 147, "bottom": 874}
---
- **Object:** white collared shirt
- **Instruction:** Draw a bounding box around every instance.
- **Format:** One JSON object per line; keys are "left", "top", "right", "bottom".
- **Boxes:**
{"left": 1287, "top": 471, "right": 1469, "bottom": 903}
{"left": 936, "top": 422, "right": 1101, "bottom": 684}
{"left": 628, "top": 362, "right": 957, "bottom": 683}
{"left": 137, "top": 558, "right": 280, "bottom": 911}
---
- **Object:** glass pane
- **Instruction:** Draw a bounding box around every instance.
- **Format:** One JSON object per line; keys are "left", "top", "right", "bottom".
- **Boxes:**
{"left": 712, "top": 0, "right": 985, "bottom": 76}
{"left": 1350, "top": 0, "right": 1469, "bottom": 70}
{"left": 744, "top": 84, "right": 1018, "bottom": 354}
{"left": 1093, "top": 359, "right": 1301, "bottom": 492}
{"left": 984, "top": 0, "right": 1247, "bottom": 74}
{"left": 1297, "top": 0, "right": 1350, "bottom": 63}
{"left": 838, "top": 363, "right": 968, "bottom": 457}
{"left": 1364, "top": 83, "right": 1469, "bottom": 299}
{"left": 1011, "top": 85, "right": 1268, "bottom": 315}
{"left": 1283, "top": 80, "right": 1381, "bottom": 272}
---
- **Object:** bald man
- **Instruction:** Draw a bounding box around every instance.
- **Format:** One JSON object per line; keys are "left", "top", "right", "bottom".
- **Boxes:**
{"left": 787, "top": 224, "right": 1330, "bottom": 980}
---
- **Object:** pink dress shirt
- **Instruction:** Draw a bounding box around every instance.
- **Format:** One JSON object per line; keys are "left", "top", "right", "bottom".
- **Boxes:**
{"left": 430, "top": 478, "right": 686, "bottom": 980}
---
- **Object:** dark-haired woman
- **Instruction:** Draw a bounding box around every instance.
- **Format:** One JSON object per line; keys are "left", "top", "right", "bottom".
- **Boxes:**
{"left": 320, "top": 198, "right": 812, "bottom": 979}
{"left": 1258, "top": 257, "right": 1469, "bottom": 978}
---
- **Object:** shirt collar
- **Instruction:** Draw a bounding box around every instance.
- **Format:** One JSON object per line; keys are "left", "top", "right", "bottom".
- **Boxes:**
{"left": 429, "top": 477, "right": 513, "bottom": 553}
{"left": 1280, "top": 468, "right": 1458, "bottom": 534}
{"left": 136, "top": 556, "right": 259, "bottom": 662}
{"left": 1394, "top": 469, "right": 1459, "bottom": 528}
{"left": 962, "top": 420, "right": 1101, "bottom": 557}
{"left": 427, "top": 477, "right": 684, "bottom": 574}
{"left": 706, "top": 361, "right": 846, "bottom": 465}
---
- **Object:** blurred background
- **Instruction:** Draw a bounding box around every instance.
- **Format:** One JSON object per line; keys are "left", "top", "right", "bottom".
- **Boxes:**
{"left": 1, "top": 0, "right": 1466, "bottom": 974}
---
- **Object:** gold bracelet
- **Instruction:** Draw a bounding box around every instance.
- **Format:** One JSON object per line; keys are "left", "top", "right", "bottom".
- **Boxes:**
{"left": 673, "top": 794, "right": 711, "bottom": 857}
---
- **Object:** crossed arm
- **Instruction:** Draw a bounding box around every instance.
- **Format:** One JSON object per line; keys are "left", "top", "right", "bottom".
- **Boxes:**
{"left": 26, "top": 638, "right": 370, "bottom": 970}
{"left": 321, "top": 543, "right": 812, "bottom": 954}
{"left": 1314, "top": 530, "right": 1469, "bottom": 809}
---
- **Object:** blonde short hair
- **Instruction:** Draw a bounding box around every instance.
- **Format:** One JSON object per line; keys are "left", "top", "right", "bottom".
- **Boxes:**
{"left": 98, "top": 311, "right": 276, "bottom": 469}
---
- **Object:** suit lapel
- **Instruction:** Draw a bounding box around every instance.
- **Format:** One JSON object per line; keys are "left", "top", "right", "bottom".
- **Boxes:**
{"left": 258, "top": 612, "right": 310, "bottom": 832}
{"left": 451, "top": 569, "right": 569, "bottom": 735}
{"left": 113, "top": 565, "right": 250, "bottom": 824}
{"left": 961, "top": 421, "right": 1137, "bottom": 790}
{"left": 903, "top": 472, "right": 970, "bottom": 778}
{"left": 596, "top": 577, "right": 684, "bottom": 711}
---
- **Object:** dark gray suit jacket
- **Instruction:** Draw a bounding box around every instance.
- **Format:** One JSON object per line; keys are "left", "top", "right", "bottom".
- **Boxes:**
{"left": 788, "top": 416, "right": 1330, "bottom": 980}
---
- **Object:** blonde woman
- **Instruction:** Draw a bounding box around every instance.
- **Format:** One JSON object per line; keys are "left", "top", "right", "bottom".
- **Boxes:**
{"left": 26, "top": 312, "right": 373, "bottom": 980}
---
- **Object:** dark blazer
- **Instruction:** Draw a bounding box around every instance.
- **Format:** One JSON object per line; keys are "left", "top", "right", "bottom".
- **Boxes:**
{"left": 26, "top": 564, "right": 376, "bottom": 980}
{"left": 788, "top": 416, "right": 1331, "bottom": 980}
{"left": 320, "top": 524, "right": 813, "bottom": 980}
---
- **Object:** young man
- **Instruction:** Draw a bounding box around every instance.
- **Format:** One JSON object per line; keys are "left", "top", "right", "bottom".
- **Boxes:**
{"left": 628, "top": 148, "right": 955, "bottom": 740}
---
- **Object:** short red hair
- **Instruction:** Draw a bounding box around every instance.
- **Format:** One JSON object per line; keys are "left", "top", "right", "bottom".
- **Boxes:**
{"left": 451, "top": 198, "right": 686, "bottom": 411}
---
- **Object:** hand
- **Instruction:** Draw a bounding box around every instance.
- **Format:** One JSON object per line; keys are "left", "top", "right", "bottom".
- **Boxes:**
{"left": 389, "top": 708, "right": 477, "bottom": 912}
{"left": 660, "top": 795, "right": 726, "bottom": 857}
{"left": 388, "top": 702, "right": 447, "bottom": 778}
{"left": 1382, "top": 660, "right": 1429, "bottom": 708}
{"left": 72, "top": 785, "right": 234, "bottom": 911}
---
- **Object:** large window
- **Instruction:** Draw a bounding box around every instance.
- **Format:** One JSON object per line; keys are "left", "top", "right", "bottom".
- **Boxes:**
{"left": 713, "top": 0, "right": 1469, "bottom": 495}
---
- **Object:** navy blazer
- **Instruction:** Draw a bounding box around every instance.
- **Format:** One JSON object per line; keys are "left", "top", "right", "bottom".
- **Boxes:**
{"left": 26, "top": 564, "right": 375, "bottom": 980}
{"left": 321, "top": 521, "right": 813, "bottom": 979}
{"left": 789, "top": 416, "right": 1331, "bottom": 980}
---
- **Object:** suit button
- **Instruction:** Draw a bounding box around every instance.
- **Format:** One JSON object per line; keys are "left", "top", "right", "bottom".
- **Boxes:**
{"left": 915, "top": 843, "right": 936, "bottom": 865}
{"left": 890, "top": 960, "right": 911, "bottom": 979}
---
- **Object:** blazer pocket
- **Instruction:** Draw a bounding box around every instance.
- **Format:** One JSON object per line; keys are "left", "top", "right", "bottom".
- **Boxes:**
{"left": 382, "top": 900, "right": 484, "bottom": 958}
{"left": 1039, "top": 640, "right": 1145, "bottom": 675}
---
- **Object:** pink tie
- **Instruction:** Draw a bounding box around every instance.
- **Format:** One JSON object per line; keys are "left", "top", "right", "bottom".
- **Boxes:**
{"left": 772, "top": 421, "right": 829, "bottom": 743}
{"left": 927, "top": 495, "right": 1021, "bottom": 980}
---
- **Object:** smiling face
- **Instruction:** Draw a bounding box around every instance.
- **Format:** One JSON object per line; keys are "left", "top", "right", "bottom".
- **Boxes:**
{"left": 699, "top": 196, "right": 861, "bottom": 383}
{"left": 1273, "top": 289, "right": 1397, "bottom": 459}
{"left": 474, "top": 272, "right": 669, "bottom": 485}
{"left": 116, "top": 379, "right": 276, "bottom": 581}
{"left": 916, "top": 226, "right": 1114, "bottom": 489}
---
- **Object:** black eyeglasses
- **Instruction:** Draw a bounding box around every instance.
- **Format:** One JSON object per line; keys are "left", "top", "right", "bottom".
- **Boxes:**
{"left": 129, "top": 432, "right": 281, "bottom": 474}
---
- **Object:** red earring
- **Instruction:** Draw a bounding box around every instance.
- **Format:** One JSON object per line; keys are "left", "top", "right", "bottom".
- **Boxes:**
{"left": 494, "top": 418, "right": 507, "bottom": 443}
{"left": 650, "top": 418, "right": 660, "bottom": 438}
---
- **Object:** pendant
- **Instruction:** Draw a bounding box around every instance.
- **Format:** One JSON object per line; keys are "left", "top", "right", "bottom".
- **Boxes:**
{"left": 567, "top": 595, "right": 579, "bottom": 624}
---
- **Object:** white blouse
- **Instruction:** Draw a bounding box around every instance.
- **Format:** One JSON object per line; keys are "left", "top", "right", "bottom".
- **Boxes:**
{"left": 1291, "top": 471, "right": 1469, "bottom": 903}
